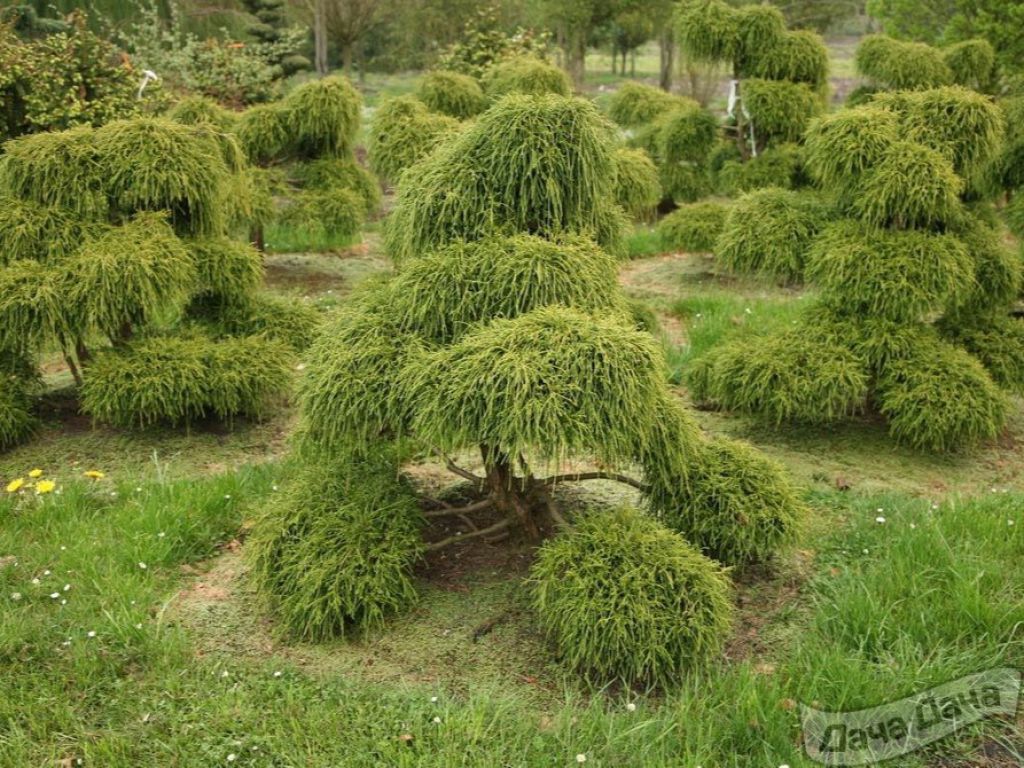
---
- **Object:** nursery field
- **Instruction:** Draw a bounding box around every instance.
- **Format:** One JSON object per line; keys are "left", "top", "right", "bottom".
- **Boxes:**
{"left": 5, "top": 3, "right": 1024, "bottom": 765}
{"left": 3, "top": 232, "right": 1024, "bottom": 767}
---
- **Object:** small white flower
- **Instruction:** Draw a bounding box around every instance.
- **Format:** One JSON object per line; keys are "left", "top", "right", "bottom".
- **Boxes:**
{"left": 43, "top": 570, "right": 50, "bottom": 576}
{"left": 272, "top": 485, "right": 279, "bottom": 491}
{"left": 63, "top": 584, "right": 70, "bottom": 591}
{"left": 62, "top": 639, "right": 71, "bottom": 646}
{"left": 744, "top": 307, "right": 752, "bottom": 314}
{"left": 875, "top": 516, "right": 886, "bottom": 524}
{"left": 158, "top": 532, "right": 165, "bottom": 538}
{"left": 224, "top": 495, "right": 231, "bottom": 500}
{"left": 60, "top": 545, "right": 66, "bottom": 550}
{"left": 10, "top": 592, "right": 21, "bottom": 601}
{"left": 221, "top": 670, "right": 230, "bottom": 678}
{"left": 430, "top": 696, "right": 438, "bottom": 703}
{"left": 1009, "top": 520, "right": 1016, "bottom": 526}
{"left": 780, "top": 764, "right": 790, "bottom": 768}
{"left": 432, "top": 716, "right": 441, "bottom": 724}
{"left": 31, "top": 578, "right": 40, "bottom": 585}
{"left": 110, "top": 491, "right": 117, "bottom": 496}
{"left": 273, "top": 671, "right": 282, "bottom": 678}
{"left": 626, "top": 702, "right": 637, "bottom": 712}
{"left": 862, "top": 548, "right": 869, "bottom": 555}
{"left": 576, "top": 755, "right": 587, "bottom": 764}
{"left": 138, "top": 562, "right": 147, "bottom": 570}
{"left": 227, "top": 754, "right": 236, "bottom": 763}
{"left": 50, "top": 592, "right": 59, "bottom": 599}
{"left": 875, "top": 508, "right": 883, "bottom": 513}
{"left": 61, "top": 599, "right": 67, "bottom": 605}
{"left": 909, "top": 523, "right": 917, "bottom": 529}
{"left": 135, "top": 623, "right": 143, "bottom": 629}
{"left": 135, "top": 487, "right": 142, "bottom": 492}
{"left": 87, "top": 631, "right": 96, "bottom": 638}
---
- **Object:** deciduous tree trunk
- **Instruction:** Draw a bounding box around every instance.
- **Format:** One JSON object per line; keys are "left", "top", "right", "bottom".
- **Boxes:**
{"left": 659, "top": 29, "right": 674, "bottom": 92}
{"left": 314, "top": 0, "right": 328, "bottom": 76}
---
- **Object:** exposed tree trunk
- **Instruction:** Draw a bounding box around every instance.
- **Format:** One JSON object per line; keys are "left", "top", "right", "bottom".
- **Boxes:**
{"left": 250, "top": 223, "right": 264, "bottom": 253}
{"left": 565, "top": 28, "right": 586, "bottom": 89}
{"left": 481, "top": 444, "right": 541, "bottom": 541}
{"left": 341, "top": 42, "right": 353, "bottom": 74}
{"left": 658, "top": 29, "right": 674, "bottom": 92}
{"left": 313, "top": 0, "right": 328, "bottom": 76}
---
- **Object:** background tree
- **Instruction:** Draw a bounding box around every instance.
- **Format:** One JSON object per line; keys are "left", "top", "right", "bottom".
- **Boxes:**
{"left": 241, "top": 0, "right": 310, "bottom": 74}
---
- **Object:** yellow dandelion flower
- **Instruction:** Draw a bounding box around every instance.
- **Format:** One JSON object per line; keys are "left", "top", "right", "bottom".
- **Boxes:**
{"left": 35, "top": 480, "right": 56, "bottom": 495}
{"left": 5, "top": 478, "right": 25, "bottom": 493}
{"left": 28, "top": 469, "right": 43, "bottom": 478}
{"left": 83, "top": 470, "right": 105, "bottom": 480}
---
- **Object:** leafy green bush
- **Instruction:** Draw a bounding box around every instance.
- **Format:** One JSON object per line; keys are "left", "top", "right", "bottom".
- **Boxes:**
{"left": 168, "top": 96, "right": 238, "bottom": 130}
{"left": 613, "top": 148, "right": 661, "bottom": 219}
{"left": 480, "top": 56, "right": 571, "bottom": 99}
{"left": 206, "top": 293, "right": 322, "bottom": 352}
{"left": 877, "top": 338, "right": 1006, "bottom": 452}
{"left": 294, "top": 158, "right": 381, "bottom": 214}
{"left": 950, "top": 219, "right": 1023, "bottom": 314}
{"left": 385, "top": 95, "right": 621, "bottom": 261}
{"left": 649, "top": 436, "right": 803, "bottom": 567}
{"left": 852, "top": 141, "right": 962, "bottom": 228}
{"left": 658, "top": 201, "right": 729, "bottom": 252}
{"left": 0, "top": 196, "right": 95, "bottom": 265}
{"left": 855, "top": 34, "right": 952, "bottom": 90}
{"left": 416, "top": 70, "right": 486, "bottom": 119}
{"left": 807, "top": 221, "right": 974, "bottom": 321}
{"left": 247, "top": 448, "right": 424, "bottom": 640}
{"left": 675, "top": 0, "right": 738, "bottom": 63}
{"left": 367, "top": 95, "right": 460, "bottom": 186}
{"left": 279, "top": 187, "right": 365, "bottom": 241}
{"left": 187, "top": 236, "right": 264, "bottom": 306}
{"left": 716, "top": 144, "right": 804, "bottom": 195}
{"left": 235, "top": 103, "right": 289, "bottom": 164}
{"left": 0, "top": 260, "right": 68, "bottom": 352}
{"left": 606, "top": 82, "right": 688, "bottom": 127}
{"left": 694, "top": 327, "right": 869, "bottom": 424}
{"left": 716, "top": 188, "right": 830, "bottom": 282}
{"left": 81, "top": 334, "right": 291, "bottom": 428}
{"left": 631, "top": 102, "right": 718, "bottom": 203}
{"left": 745, "top": 30, "right": 829, "bottom": 91}
{"left": 941, "top": 316, "right": 1024, "bottom": 393}
{"left": 0, "top": 374, "right": 34, "bottom": 451}
{"left": 531, "top": 506, "right": 733, "bottom": 686}
{"left": 804, "top": 106, "right": 901, "bottom": 190}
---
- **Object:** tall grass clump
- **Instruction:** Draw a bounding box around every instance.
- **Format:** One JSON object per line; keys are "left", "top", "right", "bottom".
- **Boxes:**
{"left": 367, "top": 95, "right": 460, "bottom": 186}
{"left": 416, "top": 70, "right": 486, "bottom": 119}
{"left": 693, "top": 88, "right": 1018, "bottom": 451}
{"left": 531, "top": 506, "right": 734, "bottom": 686}
{"left": 259, "top": 87, "right": 803, "bottom": 678}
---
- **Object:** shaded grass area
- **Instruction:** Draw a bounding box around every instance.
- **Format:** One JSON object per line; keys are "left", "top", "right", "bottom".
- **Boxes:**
{"left": 1, "top": 469, "right": 1023, "bottom": 766}
{"left": 264, "top": 220, "right": 362, "bottom": 255}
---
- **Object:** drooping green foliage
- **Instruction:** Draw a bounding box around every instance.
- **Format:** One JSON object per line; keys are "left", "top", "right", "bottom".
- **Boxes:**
{"left": 612, "top": 147, "right": 661, "bottom": 220}
{"left": 367, "top": 95, "right": 460, "bottom": 186}
{"left": 247, "top": 448, "right": 424, "bottom": 640}
{"left": 0, "top": 366, "right": 34, "bottom": 451}
{"left": 187, "top": 236, "right": 264, "bottom": 306}
{"left": 294, "top": 158, "right": 382, "bottom": 214}
{"left": 658, "top": 201, "right": 730, "bottom": 253}
{"left": 942, "top": 39, "right": 997, "bottom": 91}
{"left": 279, "top": 187, "right": 366, "bottom": 242}
{"left": 742, "top": 79, "right": 822, "bottom": 145}
{"left": 168, "top": 96, "right": 238, "bottom": 130}
{"left": 416, "top": 70, "right": 487, "bottom": 119}
{"left": 606, "top": 82, "right": 689, "bottom": 128}
{"left": 675, "top": 0, "right": 738, "bottom": 64}
{"left": 0, "top": 195, "right": 95, "bottom": 265}
{"left": 716, "top": 188, "right": 831, "bottom": 282}
{"left": 648, "top": 436, "right": 804, "bottom": 567}
{"left": 80, "top": 334, "right": 291, "bottom": 429}
{"left": 235, "top": 104, "right": 289, "bottom": 164}
{"left": 385, "top": 95, "right": 624, "bottom": 261}
{"left": 855, "top": 34, "right": 952, "bottom": 90}
{"left": 0, "top": 260, "right": 67, "bottom": 353}
{"left": 531, "top": 506, "right": 734, "bottom": 686}
{"left": 631, "top": 100, "right": 719, "bottom": 204}
{"left": 745, "top": 30, "right": 829, "bottom": 91}
{"left": 715, "top": 144, "right": 806, "bottom": 195}
{"left": 282, "top": 76, "right": 361, "bottom": 159}
{"left": 202, "top": 293, "right": 323, "bottom": 353}
{"left": 480, "top": 56, "right": 572, "bottom": 99}
{"left": 694, "top": 85, "right": 1017, "bottom": 451}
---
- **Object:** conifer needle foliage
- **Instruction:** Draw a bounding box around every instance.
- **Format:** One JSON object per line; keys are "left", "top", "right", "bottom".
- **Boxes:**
{"left": 263, "top": 91, "right": 802, "bottom": 684}
{"left": 416, "top": 70, "right": 486, "bottom": 119}
{"left": 657, "top": 202, "right": 730, "bottom": 253}
{"left": 480, "top": 56, "right": 571, "bottom": 99}
{"left": 696, "top": 87, "right": 1019, "bottom": 451}
{"left": 367, "top": 95, "right": 460, "bottom": 186}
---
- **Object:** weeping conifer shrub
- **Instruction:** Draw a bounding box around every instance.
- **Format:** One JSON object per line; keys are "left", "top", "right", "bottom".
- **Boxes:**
{"left": 612, "top": 147, "right": 661, "bottom": 220}
{"left": 530, "top": 506, "right": 734, "bottom": 687}
{"left": 247, "top": 446, "right": 424, "bottom": 640}
{"left": 715, "top": 143, "right": 806, "bottom": 195}
{"left": 480, "top": 56, "right": 571, "bottom": 100}
{"left": 254, "top": 91, "right": 803, "bottom": 681}
{"left": 232, "top": 75, "right": 376, "bottom": 244}
{"left": 367, "top": 95, "right": 460, "bottom": 186}
{"left": 168, "top": 96, "right": 238, "bottom": 130}
{"left": 715, "top": 187, "right": 831, "bottom": 282}
{"left": 0, "top": 115, "right": 305, "bottom": 444}
{"left": 675, "top": 0, "right": 828, "bottom": 171}
{"left": 630, "top": 100, "right": 719, "bottom": 203}
{"left": 416, "top": 70, "right": 486, "bottom": 119}
{"left": 385, "top": 95, "right": 627, "bottom": 261}
{"left": 657, "top": 201, "right": 729, "bottom": 253}
{"left": 942, "top": 39, "right": 996, "bottom": 92}
{"left": 606, "top": 82, "right": 690, "bottom": 128}
{"left": 693, "top": 88, "right": 1021, "bottom": 451}
{"left": 856, "top": 35, "right": 952, "bottom": 91}
{"left": 0, "top": 353, "right": 35, "bottom": 451}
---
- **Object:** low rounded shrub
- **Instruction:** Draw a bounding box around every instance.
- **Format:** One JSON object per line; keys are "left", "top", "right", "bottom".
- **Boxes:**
{"left": 807, "top": 221, "right": 974, "bottom": 322}
{"left": 187, "top": 236, "right": 264, "bottom": 306}
{"left": 942, "top": 39, "right": 996, "bottom": 91}
{"left": 745, "top": 29, "right": 829, "bottom": 90}
{"left": 804, "top": 106, "right": 900, "bottom": 190}
{"left": 716, "top": 188, "right": 831, "bottom": 282}
{"left": 81, "top": 334, "right": 291, "bottom": 428}
{"left": 660, "top": 162, "right": 713, "bottom": 203}
{"left": 649, "top": 436, "right": 803, "bottom": 567}
{"left": 247, "top": 448, "right": 424, "bottom": 640}
{"left": 607, "top": 82, "right": 688, "bottom": 127}
{"left": 742, "top": 78, "right": 821, "bottom": 145}
{"left": 168, "top": 96, "right": 237, "bottom": 130}
{"left": 734, "top": 4, "right": 785, "bottom": 72}
{"left": 282, "top": 76, "right": 361, "bottom": 159}
{"left": 0, "top": 196, "right": 94, "bottom": 264}
{"left": 367, "top": 95, "right": 460, "bottom": 186}
{"left": 612, "top": 147, "right": 661, "bottom": 219}
{"left": 657, "top": 201, "right": 729, "bottom": 252}
{"left": 235, "top": 104, "right": 289, "bottom": 164}
{"left": 716, "top": 144, "right": 804, "bottom": 196}
{"left": 941, "top": 316, "right": 1024, "bottom": 394}
{"left": 855, "top": 34, "right": 952, "bottom": 90}
{"left": 416, "top": 70, "right": 486, "bottom": 119}
{"left": 652, "top": 104, "right": 719, "bottom": 164}
{"left": 0, "top": 260, "right": 68, "bottom": 351}
{"left": 697, "top": 327, "right": 869, "bottom": 425}
{"left": 209, "top": 293, "right": 322, "bottom": 352}
{"left": 0, "top": 374, "right": 34, "bottom": 451}
{"left": 279, "top": 187, "right": 365, "bottom": 241}
{"left": 481, "top": 57, "right": 571, "bottom": 99}
{"left": 877, "top": 338, "right": 1006, "bottom": 452}
{"left": 852, "top": 141, "right": 962, "bottom": 229}
{"left": 676, "top": 0, "right": 739, "bottom": 63}
{"left": 531, "top": 506, "right": 733, "bottom": 686}
{"left": 294, "top": 158, "right": 381, "bottom": 214}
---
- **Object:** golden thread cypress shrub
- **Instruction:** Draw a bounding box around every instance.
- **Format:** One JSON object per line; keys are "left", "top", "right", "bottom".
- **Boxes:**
{"left": 416, "top": 70, "right": 486, "bottom": 119}
{"left": 282, "top": 75, "right": 361, "bottom": 159}
{"left": 481, "top": 56, "right": 571, "bottom": 99}
{"left": 168, "top": 96, "right": 238, "bottom": 131}
{"left": 658, "top": 201, "right": 730, "bottom": 253}
{"left": 531, "top": 506, "right": 734, "bottom": 686}
{"left": 742, "top": 79, "right": 822, "bottom": 145}
{"left": 612, "top": 147, "right": 661, "bottom": 220}
{"left": 0, "top": 374, "right": 34, "bottom": 451}
{"left": 715, "top": 144, "right": 805, "bottom": 195}
{"left": 607, "top": 82, "right": 690, "bottom": 128}
{"left": 367, "top": 95, "right": 460, "bottom": 186}
{"left": 694, "top": 87, "right": 1017, "bottom": 451}
{"left": 855, "top": 35, "right": 952, "bottom": 90}
{"left": 942, "top": 39, "right": 996, "bottom": 91}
